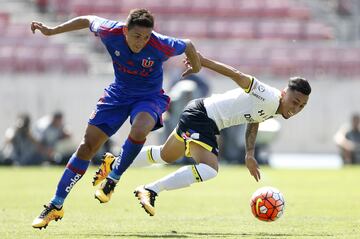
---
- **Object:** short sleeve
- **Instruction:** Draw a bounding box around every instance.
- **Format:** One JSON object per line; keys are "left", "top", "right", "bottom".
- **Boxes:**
{"left": 151, "top": 32, "right": 187, "bottom": 57}
{"left": 244, "top": 77, "right": 256, "bottom": 93}
{"left": 89, "top": 17, "right": 123, "bottom": 38}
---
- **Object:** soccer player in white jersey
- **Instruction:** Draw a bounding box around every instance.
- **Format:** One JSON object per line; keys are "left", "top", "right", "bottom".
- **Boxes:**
{"left": 93, "top": 52, "right": 311, "bottom": 216}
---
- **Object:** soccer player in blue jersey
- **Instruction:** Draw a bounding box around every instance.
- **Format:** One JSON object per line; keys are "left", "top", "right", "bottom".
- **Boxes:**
{"left": 30, "top": 8, "right": 201, "bottom": 229}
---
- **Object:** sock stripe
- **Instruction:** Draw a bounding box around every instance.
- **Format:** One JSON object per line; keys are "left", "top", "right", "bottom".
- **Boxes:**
{"left": 66, "top": 164, "right": 86, "bottom": 175}
{"left": 128, "top": 136, "right": 146, "bottom": 144}
{"left": 191, "top": 165, "right": 203, "bottom": 182}
{"left": 147, "top": 148, "right": 156, "bottom": 164}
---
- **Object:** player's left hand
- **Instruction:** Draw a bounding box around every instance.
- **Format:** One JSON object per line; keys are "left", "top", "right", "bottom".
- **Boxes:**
{"left": 181, "top": 58, "right": 196, "bottom": 77}
{"left": 31, "top": 21, "right": 54, "bottom": 35}
{"left": 245, "top": 155, "right": 261, "bottom": 182}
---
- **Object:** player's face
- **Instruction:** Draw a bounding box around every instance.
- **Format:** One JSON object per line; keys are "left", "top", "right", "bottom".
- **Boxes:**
{"left": 124, "top": 26, "right": 152, "bottom": 53}
{"left": 278, "top": 89, "right": 309, "bottom": 119}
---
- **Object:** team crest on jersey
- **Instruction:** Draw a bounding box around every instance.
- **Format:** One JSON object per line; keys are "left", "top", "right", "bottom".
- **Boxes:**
{"left": 142, "top": 59, "right": 154, "bottom": 68}
{"left": 257, "top": 84, "right": 265, "bottom": 92}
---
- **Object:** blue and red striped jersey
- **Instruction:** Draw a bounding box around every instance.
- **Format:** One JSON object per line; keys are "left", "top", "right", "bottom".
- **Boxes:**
{"left": 90, "top": 17, "right": 187, "bottom": 96}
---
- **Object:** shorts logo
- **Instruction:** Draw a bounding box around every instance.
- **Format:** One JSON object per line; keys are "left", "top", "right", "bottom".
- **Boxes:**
{"left": 142, "top": 59, "right": 154, "bottom": 68}
{"left": 191, "top": 133, "right": 200, "bottom": 139}
{"left": 114, "top": 50, "right": 120, "bottom": 57}
{"left": 89, "top": 110, "right": 97, "bottom": 120}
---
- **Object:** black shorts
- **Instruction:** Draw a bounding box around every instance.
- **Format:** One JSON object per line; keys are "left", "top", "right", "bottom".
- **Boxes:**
{"left": 176, "top": 99, "right": 220, "bottom": 156}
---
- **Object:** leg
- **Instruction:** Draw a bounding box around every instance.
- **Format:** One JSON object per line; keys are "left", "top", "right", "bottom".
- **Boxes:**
{"left": 109, "top": 112, "right": 155, "bottom": 180}
{"left": 32, "top": 124, "right": 108, "bottom": 229}
{"left": 51, "top": 125, "right": 108, "bottom": 205}
{"left": 129, "top": 130, "right": 185, "bottom": 167}
{"left": 145, "top": 142, "right": 218, "bottom": 193}
{"left": 92, "top": 128, "right": 185, "bottom": 187}
{"left": 95, "top": 112, "right": 156, "bottom": 203}
{"left": 76, "top": 124, "right": 109, "bottom": 160}
{"left": 189, "top": 142, "right": 219, "bottom": 171}
{"left": 135, "top": 142, "right": 218, "bottom": 216}
{"left": 340, "top": 147, "right": 353, "bottom": 164}
{"left": 160, "top": 131, "right": 186, "bottom": 162}
{"left": 94, "top": 93, "right": 171, "bottom": 183}
{"left": 134, "top": 98, "right": 220, "bottom": 216}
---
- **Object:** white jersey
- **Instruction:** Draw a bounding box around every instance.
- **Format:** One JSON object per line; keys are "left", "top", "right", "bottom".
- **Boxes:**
{"left": 203, "top": 78, "right": 281, "bottom": 131}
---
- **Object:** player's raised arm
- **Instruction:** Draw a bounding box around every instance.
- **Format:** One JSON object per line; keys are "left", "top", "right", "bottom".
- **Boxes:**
{"left": 198, "top": 53, "right": 252, "bottom": 90}
{"left": 31, "top": 16, "right": 95, "bottom": 36}
{"left": 244, "top": 123, "right": 260, "bottom": 182}
{"left": 181, "top": 40, "right": 201, "bottom": 77}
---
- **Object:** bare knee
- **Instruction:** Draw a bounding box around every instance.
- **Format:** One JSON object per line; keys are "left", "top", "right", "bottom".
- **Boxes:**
{"left": 76, "top": 141, "right": 98, "bottom": 160}
{"left": 129, "top": 126, "right": 150, "bottom": 141}
{"left": 160, "top": 148, "right": 176, "bottom": 163}
{"left": 160, "top": 145, "right": 185, "bottom": 163}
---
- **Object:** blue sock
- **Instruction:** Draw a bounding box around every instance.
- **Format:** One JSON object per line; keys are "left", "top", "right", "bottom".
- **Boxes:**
{"left": 50, "top": 155, "right": 90, "bottom": 207}
{"left": 109, "top": 136, "right": 145, "bottom": 181}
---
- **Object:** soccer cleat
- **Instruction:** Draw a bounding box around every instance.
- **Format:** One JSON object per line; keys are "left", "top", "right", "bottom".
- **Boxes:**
{"left": 94, "top": 178, "right": 116, "bottom": 203}
{"left": 32, "top": 204, "right": 64, "bottom": 229}
{"left": 134, "top": 185, "right": 157, "bottom": 216}
{"left": 92, "top": 152, "right": 116, "bottom": 186}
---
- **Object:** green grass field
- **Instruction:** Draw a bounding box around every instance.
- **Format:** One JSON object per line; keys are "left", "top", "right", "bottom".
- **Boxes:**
{"left": 1, "top": 165, "right": 359, "bottom": 239}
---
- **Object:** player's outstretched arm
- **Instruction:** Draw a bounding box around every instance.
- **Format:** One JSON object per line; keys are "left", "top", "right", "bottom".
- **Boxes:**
{"left": 199, "top": 53, "right": 252, "bottom": 90}
{"left": 181, "top": 40, "right": 201, "bottom": 77}
{"left": 31, "top": 16, "right": 95, "bottom": 36}
{"left": 245, "top": 123, "right": 261, "bottom": 182}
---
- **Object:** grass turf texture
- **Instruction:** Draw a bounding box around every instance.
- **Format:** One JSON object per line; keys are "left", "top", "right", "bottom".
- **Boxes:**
{"left": 0, "top": 165, "right": 359, "bottom": 238}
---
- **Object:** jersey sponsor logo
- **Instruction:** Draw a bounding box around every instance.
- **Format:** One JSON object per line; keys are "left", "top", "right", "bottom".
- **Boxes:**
{"left": 244, "top": 113, "right": 255, "bottom": 123}
{"left": 113, "top": 61, "right": 151, "bottom": 77}
{"left": 65, "top": 174, "right": 82, "bottom": 193}
{"left": 244, "top": 110, "right": 268, "bottom": 122}
{"left": 258, "top": 110, "right": 265, "bottom": 117}
{"left": 251, "top": 92, "right": 265, "bottom": 101}
{"left": 142, "top": 59, "right": 154, "bottom": 68}
{"left": 258, "top": 110, "right": 270, "bottom": 120}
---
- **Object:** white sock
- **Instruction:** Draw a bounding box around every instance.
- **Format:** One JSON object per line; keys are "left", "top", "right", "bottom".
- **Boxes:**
{"left": 130, "top": 145, "right": 167, "bottom": 167}
{"left": 145, "top": 163, "right": 218, "bottom": 194}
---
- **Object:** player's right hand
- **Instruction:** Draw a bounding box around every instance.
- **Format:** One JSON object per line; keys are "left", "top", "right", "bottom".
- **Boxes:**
{"left": 31, "top": 21, "right": 54, "bottom": 36}
{"left": 245, "top": 155, "right": 261, "bottom": 182}
{"left": 182, "top": 52, "right": 205, "bottom": 77}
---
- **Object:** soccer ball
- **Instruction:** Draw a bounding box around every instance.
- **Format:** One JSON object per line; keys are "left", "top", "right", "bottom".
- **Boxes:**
{"left": 250, "top": 186, "right": 285, "bottom": 222}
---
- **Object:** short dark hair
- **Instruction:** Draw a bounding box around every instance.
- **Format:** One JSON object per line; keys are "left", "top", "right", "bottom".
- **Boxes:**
{"left": 288, "top": 77, "right": 311, "bottom": 95}
{"left": 126, "top": 8, "right": 154, "bottom": 30}
{"left": 53, "top": 111, "right": 63, "bottom": 119}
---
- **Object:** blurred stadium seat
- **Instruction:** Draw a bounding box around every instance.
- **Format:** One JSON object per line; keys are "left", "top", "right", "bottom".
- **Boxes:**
{"left": 0, "top": 0, "right": 359, "bottom": 76}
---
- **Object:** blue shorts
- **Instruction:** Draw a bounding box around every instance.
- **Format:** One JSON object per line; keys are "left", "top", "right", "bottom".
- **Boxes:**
{"left": 88, "top": 86, "right": 170, "bottom": 137}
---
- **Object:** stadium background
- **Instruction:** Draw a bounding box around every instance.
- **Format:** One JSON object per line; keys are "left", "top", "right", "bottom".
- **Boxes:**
{"left": 1, "top": 1, "right": 360, "bottom": 238}
{"left": 0, "top": 0, "right": 359, "bottom": 158}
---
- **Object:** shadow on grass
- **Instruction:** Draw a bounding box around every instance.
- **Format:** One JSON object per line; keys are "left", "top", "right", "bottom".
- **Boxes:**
{"left": 76, "top": 231, "right": 334, "bottom": 238}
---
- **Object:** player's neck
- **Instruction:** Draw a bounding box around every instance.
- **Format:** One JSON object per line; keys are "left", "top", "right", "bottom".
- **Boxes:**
{"left": 127, "top": 45, "right": 135, "bottom": 54}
